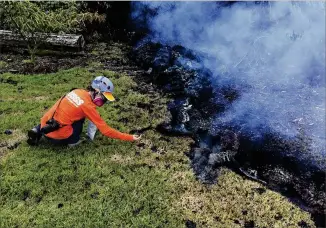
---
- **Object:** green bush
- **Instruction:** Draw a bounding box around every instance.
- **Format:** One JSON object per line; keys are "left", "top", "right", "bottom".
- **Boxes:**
{"left": 0, "top": 60, "right": 8, "bottom": 69}
{"left": 0, "top": 1, "right": 105, "bottom": 62}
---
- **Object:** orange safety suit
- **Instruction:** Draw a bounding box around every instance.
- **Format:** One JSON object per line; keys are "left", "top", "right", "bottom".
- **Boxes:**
{"left": 40, "top": 89, "right": 134, "bottom": 141}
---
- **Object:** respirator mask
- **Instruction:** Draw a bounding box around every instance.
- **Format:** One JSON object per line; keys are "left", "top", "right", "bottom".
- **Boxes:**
{"left": 93, "top": 92, "right": 107, "bottom": 107}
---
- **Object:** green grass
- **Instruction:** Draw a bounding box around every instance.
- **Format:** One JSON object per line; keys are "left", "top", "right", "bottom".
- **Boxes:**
{"left": 0, "top": 61, "right": 8, "bottom": 69}
{"left": 90, "top": 42, "right": 130, "bottom": 63}
{"left": 22, "top": 59, "right": 34, "bottom": 64}
{"left": 87, "top": 61, "right": 104, "bottom": 69}
{"left": 0, "top": 68, "right": 315, "bottom": 227}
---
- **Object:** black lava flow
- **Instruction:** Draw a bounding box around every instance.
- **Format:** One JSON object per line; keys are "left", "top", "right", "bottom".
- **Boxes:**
{"left": 131, "top": 42, "right": 326, "bottom": 227}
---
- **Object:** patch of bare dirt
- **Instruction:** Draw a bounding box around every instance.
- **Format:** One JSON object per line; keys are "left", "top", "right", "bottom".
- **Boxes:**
{"left": 0, "top": 129, "right": 26, "bottom": 159}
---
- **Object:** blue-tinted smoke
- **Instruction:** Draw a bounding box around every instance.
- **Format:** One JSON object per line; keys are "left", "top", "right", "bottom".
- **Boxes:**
{"left": 132, "top": 2, "right": 326, "bottom": 159}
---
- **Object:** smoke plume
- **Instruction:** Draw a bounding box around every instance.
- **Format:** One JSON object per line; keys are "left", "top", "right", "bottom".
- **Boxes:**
{"left": 132, "top": 2, "right": 326, "bottom": 163}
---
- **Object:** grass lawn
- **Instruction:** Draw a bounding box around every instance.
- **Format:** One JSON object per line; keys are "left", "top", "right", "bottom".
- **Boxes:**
{"left": 0, "top": 67, "right": 315, "bottom": 227}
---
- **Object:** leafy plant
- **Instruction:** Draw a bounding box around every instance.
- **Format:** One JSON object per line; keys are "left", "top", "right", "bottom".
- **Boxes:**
{"left": 0, "top": 1, "right": 105, "bottom": 62}
{"left": 0, "top": 60, "right": 8, "bottom": 69}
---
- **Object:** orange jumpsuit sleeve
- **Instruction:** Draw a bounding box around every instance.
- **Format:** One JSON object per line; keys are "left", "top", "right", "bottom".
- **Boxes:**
{"left": 82, "top": 103, "right": 134, "bottom": 141}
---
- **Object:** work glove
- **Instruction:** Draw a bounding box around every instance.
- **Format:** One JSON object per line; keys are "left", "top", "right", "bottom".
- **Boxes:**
{"left": 133, "top": 135, "right": 142, "bottom": 141}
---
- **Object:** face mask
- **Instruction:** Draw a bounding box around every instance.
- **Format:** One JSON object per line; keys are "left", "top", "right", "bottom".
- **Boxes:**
{"left": 93, "top": 97, "right": 105, "bottom": 107}
{"left": 93, "top": 92, "right": 106, "bottom": 107}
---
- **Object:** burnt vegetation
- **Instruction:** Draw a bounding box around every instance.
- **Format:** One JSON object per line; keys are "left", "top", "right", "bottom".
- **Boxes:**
{"left": 131, "top": 41, "right": 326, "bottom": 226}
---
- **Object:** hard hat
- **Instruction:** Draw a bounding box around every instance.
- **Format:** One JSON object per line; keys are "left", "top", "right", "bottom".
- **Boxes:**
{"left": 91, "top": 76, "right": 115, "bottom": 101}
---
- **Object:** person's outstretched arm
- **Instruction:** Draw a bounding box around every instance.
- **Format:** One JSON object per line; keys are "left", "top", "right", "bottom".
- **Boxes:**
{"left": 82, "top": 103, "right": 135, "bottom": 141}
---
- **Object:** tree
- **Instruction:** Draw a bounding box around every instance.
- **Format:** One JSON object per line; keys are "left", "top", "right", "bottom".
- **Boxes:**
{"left": 0, "top": 1, "right": 105, "bottom": 62}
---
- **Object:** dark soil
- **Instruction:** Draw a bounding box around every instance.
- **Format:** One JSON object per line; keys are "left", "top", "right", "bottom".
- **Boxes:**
{"left": 0, "top": 48, "right": 87, "bottom": 75}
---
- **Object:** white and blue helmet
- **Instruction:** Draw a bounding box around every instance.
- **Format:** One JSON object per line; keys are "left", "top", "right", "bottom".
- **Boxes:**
{"left": 91, "top": 76, "right": 115, "bottom": 101}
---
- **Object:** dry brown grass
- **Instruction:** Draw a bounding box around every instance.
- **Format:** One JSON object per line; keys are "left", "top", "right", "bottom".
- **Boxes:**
{"left": 170, "top": 168, "right": 315, "bottom": 228}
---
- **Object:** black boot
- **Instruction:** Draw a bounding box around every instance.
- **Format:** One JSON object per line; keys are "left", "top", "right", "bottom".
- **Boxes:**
{"left": 27, "top": 127, "right": 42, "bottom": 146}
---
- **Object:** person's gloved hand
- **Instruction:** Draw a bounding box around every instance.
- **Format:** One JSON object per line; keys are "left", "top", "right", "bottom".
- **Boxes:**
{"left": 133, "top": 134, "right": 142, "bottom": 141}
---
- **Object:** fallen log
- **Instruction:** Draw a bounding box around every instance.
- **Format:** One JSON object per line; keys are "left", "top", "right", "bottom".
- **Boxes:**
{"left": 0, "top": 30, "right": 85, "bottom": 52}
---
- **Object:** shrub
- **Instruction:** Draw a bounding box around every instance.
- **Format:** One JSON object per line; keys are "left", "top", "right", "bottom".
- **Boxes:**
{"left": 0, "top": 1, "right": 105, "bottom": 62}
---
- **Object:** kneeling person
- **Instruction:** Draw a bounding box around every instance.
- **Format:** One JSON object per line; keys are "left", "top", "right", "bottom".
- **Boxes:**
{"left": 27, "top": 76, "right": 141, "bottom": 146}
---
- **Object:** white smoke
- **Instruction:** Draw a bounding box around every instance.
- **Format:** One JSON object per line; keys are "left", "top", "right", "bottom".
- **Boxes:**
{"left": 132, "top": 2, "right": 326, "bottom": 160}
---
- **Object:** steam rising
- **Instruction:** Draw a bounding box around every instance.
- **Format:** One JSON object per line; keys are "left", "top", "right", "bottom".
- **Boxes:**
{"left": 132, "top": 2, "right": 325, "bottom": 159}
